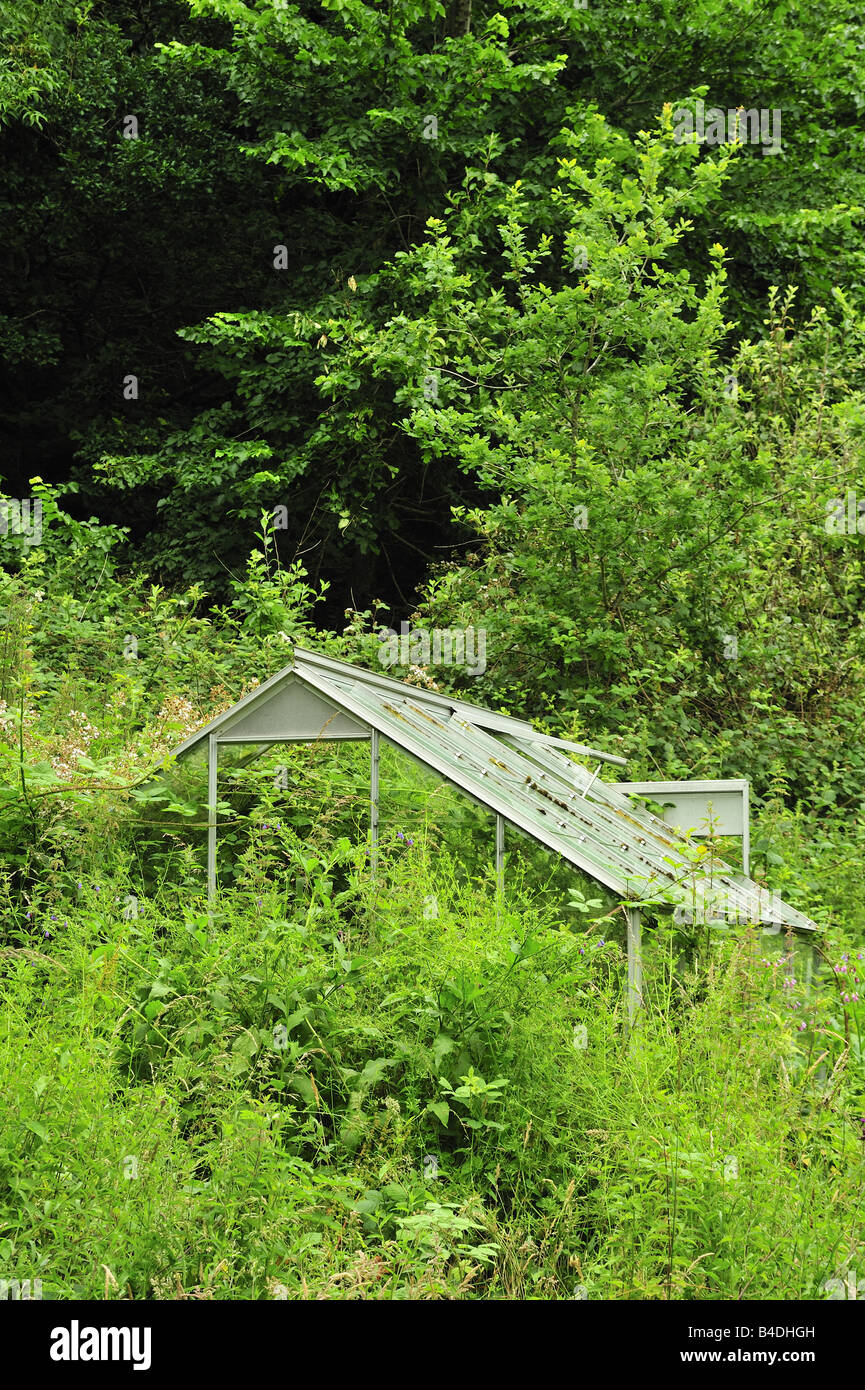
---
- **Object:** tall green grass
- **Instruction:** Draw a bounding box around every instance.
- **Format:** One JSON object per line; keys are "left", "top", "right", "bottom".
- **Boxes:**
{"left": 2, "top": 837, "right": 862, "bottom": 1300}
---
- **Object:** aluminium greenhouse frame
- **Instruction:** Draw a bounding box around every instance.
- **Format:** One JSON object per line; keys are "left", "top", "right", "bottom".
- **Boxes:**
{"left": 160, "top": 647, "right": 818, "bottom": 1026}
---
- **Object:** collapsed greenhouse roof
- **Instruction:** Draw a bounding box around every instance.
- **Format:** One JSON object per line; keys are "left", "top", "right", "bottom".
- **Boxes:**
{"left": 162, "top": 646, "right": 818, "bottom": 934}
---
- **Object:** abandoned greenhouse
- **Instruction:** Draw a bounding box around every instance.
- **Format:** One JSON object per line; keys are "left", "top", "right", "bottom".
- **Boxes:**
{"left": 139, "top": 647, "right": 819, "bottom": 1024}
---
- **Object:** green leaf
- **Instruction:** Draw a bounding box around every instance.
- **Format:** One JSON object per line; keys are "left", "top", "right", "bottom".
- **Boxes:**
{"left": 433, "top": 1033, "right": 455, "bottom": 1068}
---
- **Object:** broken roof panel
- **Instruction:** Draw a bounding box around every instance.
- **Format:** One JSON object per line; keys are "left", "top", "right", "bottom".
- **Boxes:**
{"left": 293, "top": 647, "right": 628, "bottom": 765}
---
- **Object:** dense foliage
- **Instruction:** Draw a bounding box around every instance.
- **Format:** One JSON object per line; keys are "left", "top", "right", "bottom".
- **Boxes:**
{"left": 1, "top": 0, "right": 864, "bottom": 1301}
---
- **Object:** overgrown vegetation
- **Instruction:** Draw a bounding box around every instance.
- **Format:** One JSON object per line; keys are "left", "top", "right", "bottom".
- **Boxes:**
{"left": 2, "top": 0, "right": 865, "bottom": 1300}
{"left": 1, "top": 547, "right": 863, "bottom": 1299}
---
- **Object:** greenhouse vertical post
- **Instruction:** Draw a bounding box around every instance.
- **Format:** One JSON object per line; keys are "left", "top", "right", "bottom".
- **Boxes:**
{"left": 207, "top": 733, "right": 217, "bottom": 904}
{"left": 370, "top": 729, "right": 380, "bottom": 881}
{"left": 495, "top": 814, "right": 505, "bottom": 920}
